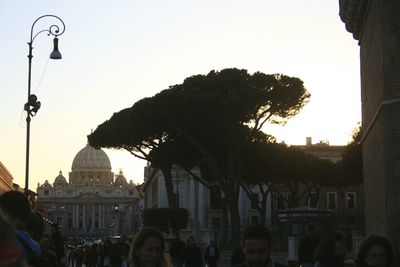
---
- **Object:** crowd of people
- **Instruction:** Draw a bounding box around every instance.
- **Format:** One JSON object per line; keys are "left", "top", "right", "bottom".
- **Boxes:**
{"left": 0, "top": 190, "right": 396, "bottom": 267}
{"left": 65, "top": 235, "right": 130, "bottom": 267}
{"left": 65, "top": 224, "right": 395, "bottom": 267}
{"left": 0, "top": 190, "right": 65, "bottom": 267}
{"left": 297, "top": 223, "right": 394, "bottom": 267}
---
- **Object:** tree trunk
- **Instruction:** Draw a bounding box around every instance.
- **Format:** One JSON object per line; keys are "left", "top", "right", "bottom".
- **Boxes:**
{"left": 222, "top": 199, "right": 229, "bottom": 246}
{"left": 259, "top": 196, "right": 267, "bottom": 225}
{"left": 225, "top": 192, "right": 241, "bottom": 246}
{"left": 161, "top": 168, "right": 176, "bottom": 208}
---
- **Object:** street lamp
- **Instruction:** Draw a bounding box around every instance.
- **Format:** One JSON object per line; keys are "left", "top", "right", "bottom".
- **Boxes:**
{"left": 24, "top": 15, "right": 65, "bottom": 195}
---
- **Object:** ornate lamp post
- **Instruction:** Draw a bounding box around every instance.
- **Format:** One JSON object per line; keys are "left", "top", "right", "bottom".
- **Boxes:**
{"left": 24, "top": 15, "right": 65, "bottom": 194}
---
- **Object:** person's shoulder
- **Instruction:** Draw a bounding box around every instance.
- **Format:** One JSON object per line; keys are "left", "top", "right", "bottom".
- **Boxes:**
{"left": 232, "top": 262, "right": 247, "bottom": 267}
{"left": 233, "top": 260, "right": 275, "bottom": 267}
{"left": 16, "top": 230, "right": 30, "bottom": 239}
{"left": 314, "top": 262, "right": 335, "bottom": 267}
{"left": 301, "top": 234, "right": 319, "bottom": 241}
{"left": 16, "top": 230, "right": 41, "bottom": 255}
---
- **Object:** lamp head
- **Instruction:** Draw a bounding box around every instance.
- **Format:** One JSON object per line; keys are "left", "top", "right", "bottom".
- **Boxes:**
{"left": 50, "top": 37, "right": 62, "bottom": 59}
{"left": 25, "top": 94, "right": 41, "bottom": 116}
{"left": 31, "top": 101, "right": 41, "bottom": 114}
{"left": 28, "top": 94, "right": 38, "bottom": 105}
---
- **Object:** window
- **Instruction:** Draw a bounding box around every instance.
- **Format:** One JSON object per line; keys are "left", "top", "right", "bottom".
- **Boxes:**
{"left": 44, "top": 190, "right": 49, "bottom": 196}
{"left": 251, "top": 216, "right": 259, "bottom": 225}
{"left": 251, "top": 193, "right": 259, "bottom": 209}
{"left": 174, "top": 192, "right": 180, "bottom": 207}
{"left": 276, "top": 195, "right": 285, "bottom": 210}
{"left": 275, "top": 192, "right": 290, "bottom": 210}
{"left": 211, "top": 217, "right": 220, "bottom": 229}
{"left": 129, "top": 189, "right": 134, "bottom": 196}
{"left": 210, "top": 186, "right": 222, "bottom": 209}
{"left": 307, "top": 192, "right": 318, "bottom": 208}
{"left": 327, "top": 192, "right": 337, "bottom": 210}
{"left": 346, "top": 192, "right": 356, "bottom": 210}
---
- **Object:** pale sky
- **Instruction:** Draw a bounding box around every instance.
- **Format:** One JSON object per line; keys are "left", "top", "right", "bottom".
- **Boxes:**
{"left": 0, "top": 1, "right": 360, "bottom": 190}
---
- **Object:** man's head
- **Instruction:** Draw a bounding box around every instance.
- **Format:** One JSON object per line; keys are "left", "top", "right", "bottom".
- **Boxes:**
{"left": 188, "top": 236, "right": 195, "bottom": 246}
{"left": 240, "top": 225, "right": 272, "bottom": 267}
{"left": 305, "top": 223, "right": 316, "bottom": 234}
{"left": 51, "top": 223, "right": 59, "bottom": 233}
{"left": 120, "top": 234, "right": 127, "bottom": 243}
{"left": 0, "top": 191, "right": 30, "bottom": 229}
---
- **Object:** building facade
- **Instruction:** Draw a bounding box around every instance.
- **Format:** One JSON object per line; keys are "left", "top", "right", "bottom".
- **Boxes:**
{"left": 339, "top": 0, "right": 400, "bottom": 256}
{"left": 141, "top": 164, "right": 263, "bottom": 246}
{"left": 37, "top": 144, "right": 139, "bottom": 238}
{"left": 0, "top": 161, "right": 14, "bottom": 194}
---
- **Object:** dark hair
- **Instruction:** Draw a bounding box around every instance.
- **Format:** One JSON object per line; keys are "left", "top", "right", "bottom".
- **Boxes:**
{"left": 314, "top": 231, "right": 345, "bottom": 265}
{"left": 104, "top": 238, "right": 112, "bottom": 247}
{"left": 129, "top": 227, "right": 166, "bottom": 267}
{"left": 241, "top": 224, "right": 271, "bottom": 244}
{"left": 355, "top": 235, "right": 394, "bottom": 267}
{"left": 25, "top": 211, "right": 45, "bottom": 241}
{"left": 0, "top": 191, "right": 30, "bottom": 222}
{"left": 0, "top": 209, "right": 16, "bottom": 244}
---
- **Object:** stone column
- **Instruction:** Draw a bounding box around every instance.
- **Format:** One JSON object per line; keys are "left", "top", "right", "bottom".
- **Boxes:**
{"left": 100, "top": 205, "right": 103, "bottom": 228}
{"left": 92, "top": 205, "right": 95, "bottom": 229}
{"left": 102, "top": 205, "right": 105, "bottom": 228}
{"left": 99, "top": 204, "right": 102, "bottom": 228}
{"left": 72, "top": 204, "right": 76, "bottom": 228}
{"left": 76, "top": 204, "right": 80, "bottom": 229}
{"left": 82, "top": 205, "right": 86, "bottom": 230}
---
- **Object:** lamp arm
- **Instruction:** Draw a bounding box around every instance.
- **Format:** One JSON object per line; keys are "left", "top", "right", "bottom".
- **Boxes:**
{"left": 30, "top": 14, "right": 66, "bottom": 44}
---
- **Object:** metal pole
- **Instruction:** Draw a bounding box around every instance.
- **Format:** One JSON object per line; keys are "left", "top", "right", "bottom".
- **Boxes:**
{"left": 24, "top": 43, "right": 33, "bottom": 195}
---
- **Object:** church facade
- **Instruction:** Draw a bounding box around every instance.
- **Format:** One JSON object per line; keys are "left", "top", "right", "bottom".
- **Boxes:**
{"left": 36, "top": 144, "right": 139, "bottom": 238}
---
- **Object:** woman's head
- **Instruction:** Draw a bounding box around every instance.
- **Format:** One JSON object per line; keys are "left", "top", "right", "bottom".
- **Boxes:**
{"left": 129, "top": 227, "right": 166, "bottom": 267}
{"left": 104, "top": 238, "right": 112, "bottom": 247}
{"left": 314, "top": 231, "right": 346, "bottom": 265}
{"left": 355, "top": 235, "right": 393, "bottom": 267}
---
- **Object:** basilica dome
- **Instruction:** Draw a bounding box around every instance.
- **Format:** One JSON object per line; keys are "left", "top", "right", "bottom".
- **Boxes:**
{"left": 54, "top": 171, "right": 68, "bottom": 187}
{"left": 114, "top": 170, "right": 128, "bottom": 186}
{"left": 71, "top": 144, "right": 111, "bottom": 172}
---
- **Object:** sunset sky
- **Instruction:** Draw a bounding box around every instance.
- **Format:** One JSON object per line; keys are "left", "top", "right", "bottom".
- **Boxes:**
{"left": 0, "top": 1, "right": 360, "bottom": 190}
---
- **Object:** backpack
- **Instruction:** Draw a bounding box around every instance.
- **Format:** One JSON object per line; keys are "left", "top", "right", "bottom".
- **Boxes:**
{"left": 17, "top": 235, "right": 51, "bottom": 267}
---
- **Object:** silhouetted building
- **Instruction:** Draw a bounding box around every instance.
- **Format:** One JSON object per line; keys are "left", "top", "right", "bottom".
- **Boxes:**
{"left": 340, "top": 0, "right": 400, "bottom": 256}
{"left": 0, "top": 161, "right": 14, "bottom": 193}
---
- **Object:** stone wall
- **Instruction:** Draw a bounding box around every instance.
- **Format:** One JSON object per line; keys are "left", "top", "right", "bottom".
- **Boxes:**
{"left": 359, "top": 0, "right": 400, "bottom": 256}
